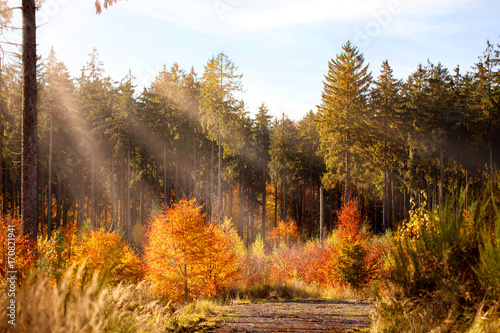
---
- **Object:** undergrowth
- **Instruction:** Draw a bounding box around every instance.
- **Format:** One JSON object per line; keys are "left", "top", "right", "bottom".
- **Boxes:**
{"left": 372, "top": 181, "right": 500, "bottom": 332}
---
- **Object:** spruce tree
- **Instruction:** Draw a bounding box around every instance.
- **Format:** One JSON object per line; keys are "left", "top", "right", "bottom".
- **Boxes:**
{"left": 318, "top": 41, "right": 372, "bottom": 200}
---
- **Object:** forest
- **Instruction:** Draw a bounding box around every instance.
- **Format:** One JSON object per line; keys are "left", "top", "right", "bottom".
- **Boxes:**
{"left": 1, "top": 0, "right": 500, "bottom": 332}
{"left": 0, "top": 41, "right": 499, "bottom": 241}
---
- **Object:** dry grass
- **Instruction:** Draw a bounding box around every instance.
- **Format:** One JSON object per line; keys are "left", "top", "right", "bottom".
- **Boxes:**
{"left": 0, "top": 263, "right": 217, "bottom": 333}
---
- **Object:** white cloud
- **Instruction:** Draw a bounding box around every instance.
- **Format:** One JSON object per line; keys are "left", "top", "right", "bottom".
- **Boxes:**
{"left": 119, "top": 0, "right": 477, "bottom": 34}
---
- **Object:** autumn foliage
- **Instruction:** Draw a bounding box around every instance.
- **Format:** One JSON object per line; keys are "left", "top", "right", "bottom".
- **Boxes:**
{"left": 334, "top": 200, "right": 385, "bottom": 288}
{"left": 271, "top": 219, "right": 300, "bottom": 244}
{"left": 144, "top": 199, "right": 241, "bottom": 302}
{"left": 71, "top": 228, "right": 144, "bottom": 284}
{"left": 0, "top": 218, "right": 37, "bottom": 280}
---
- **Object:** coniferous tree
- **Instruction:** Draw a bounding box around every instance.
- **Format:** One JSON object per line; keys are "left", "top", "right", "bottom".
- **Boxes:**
{"left": 199, "top": 52, "right": 243, "bottom": 222}
{"left": 254, "top": 103, "right": 272, "bottom": 240}
{"left": 318, "top": 41, "right": 372, "bottom": 201}
{"left": 472, "top": 41, "right": 500, "bottom": 182}
{"left": 371, "top": 60, "right": 402, "bottom": 229}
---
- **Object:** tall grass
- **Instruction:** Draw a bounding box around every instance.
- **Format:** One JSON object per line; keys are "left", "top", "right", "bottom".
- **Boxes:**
{"left": 0, "top": 263, "right": 217, "bottom": 333}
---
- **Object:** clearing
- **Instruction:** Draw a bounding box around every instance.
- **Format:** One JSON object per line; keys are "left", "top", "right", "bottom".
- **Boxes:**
{"left": 212, "top": 299, "right": 372, "bottom": 332}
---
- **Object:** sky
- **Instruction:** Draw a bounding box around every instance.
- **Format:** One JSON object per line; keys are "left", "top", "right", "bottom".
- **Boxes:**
{"left": 2, "top": 0, "right": 500, "bottom": 120}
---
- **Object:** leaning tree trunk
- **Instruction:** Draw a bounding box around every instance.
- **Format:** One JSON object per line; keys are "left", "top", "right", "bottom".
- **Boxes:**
{"left": 21, "top": 0, "right": 38, "bottom": 241}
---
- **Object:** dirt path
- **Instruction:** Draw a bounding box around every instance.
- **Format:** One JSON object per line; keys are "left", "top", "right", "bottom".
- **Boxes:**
{"left": 212, "top": 299, "right": 372, "bottom": 332}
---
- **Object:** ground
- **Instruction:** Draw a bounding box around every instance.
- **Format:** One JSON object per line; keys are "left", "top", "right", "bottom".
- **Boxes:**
{"left": 211, "top": 299, "right": 372, "bottom": 332}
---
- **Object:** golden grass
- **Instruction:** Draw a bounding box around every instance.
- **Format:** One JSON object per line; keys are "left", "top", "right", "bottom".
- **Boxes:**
{"left": 0, "top": 263, "right": 218, "bottom": 333}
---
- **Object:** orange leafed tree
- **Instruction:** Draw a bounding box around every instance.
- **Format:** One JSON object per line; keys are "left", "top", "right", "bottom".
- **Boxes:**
{"left": 0, "top": 218, "right": 36, "bottom": 281}
{"left": 71, "top": 228, "right": 143, "bottom": 284}
{"left": 144, "top": 199, "right": 241, "bottom": 302}
{"left": 334, "top": 200, "right": 385, "bottom": 288}
{"left": 271, "top": 219, "right": 300, "bottom": 244}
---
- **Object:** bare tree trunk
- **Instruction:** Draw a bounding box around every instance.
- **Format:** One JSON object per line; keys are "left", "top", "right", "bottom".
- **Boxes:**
{"left": 111, "top": 148, "right": 115, "bottom": 230}
{"left": 228, "top": 180, "right": 232, "bottom": 219}
{"left": 193, "top": 134, "right": 197, "bottom": 197}
{"left": 210, "top": 140, "right": 214, "bottom": 222}
{"left": 238, "top": 172, "right": 244, "bottom": 237}
{"left": 21, "top": 0, "right": 38, "bottom": 241}
{"left": 40, "top": 170, "right": 45, "bottom": 235}
{"left": 47, "top": 113, "right": 53, "bottom": 238}
{"left": 127, "top": 146, "right": 131, "bottom": 239}
{"left": 383, "top": 142, "right": 387, "bottom": 231}
{"left": 79, "top": 172, "right": 84, "bottom": 226}
{"left": 319, "top": 185, "right": 324, "bottom": 242}
{"left": 391, "top": 176, "right": 395, "bottom": 228}
{"left": 56, "top": 175, "right": 61, "bottom": 230}
{"left": 91, "top": 149, "right": 95, "bottom": 227}
{"left": 261, "top": 164, "right": 266, "bottom": 240}
{"left": 274, "top": 183, "right": 278, "bottom": 227}
{"left": 440, "top": 145, "right": 444, "bottom": 207}
{"left": 218, "top": 126, "right": 222, "bottom": 222}
{"left": 490, "top": 141, "right": 494, "bottom": 185}
{"left": 281, "top": 181, "right": 286, "bottom": 221}
{"left": 62, "top": 182, "right": 67, "bottom": 228}
{"left": 309, "top": 170, "right": 314, "bottom": 225}
{"left": 0, "top": 107, "right": 3, "bottom": 219}
{"left": 163, "top": 141, "right": 167, "bottom": 207}
{"left": 345, "top": 147, "right": 350, "bottom": 201}
{"left": 175, "top": 155, "right": 179, "bottom": 201}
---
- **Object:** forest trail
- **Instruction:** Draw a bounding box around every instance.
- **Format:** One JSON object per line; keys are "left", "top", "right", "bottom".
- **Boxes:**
{"left": 212, "top": 299, "right": 372, "bottom": 332}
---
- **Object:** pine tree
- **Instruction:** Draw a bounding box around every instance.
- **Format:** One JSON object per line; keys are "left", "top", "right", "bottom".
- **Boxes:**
{"left": 254, "top": 103, "right": 272, "bottom": 240}
{"left": 472, "top": 41, "right": 500, "bottom": 182}
{"left": 38, "top": 48, "right": 75, "bottom": 238}
{"left": 318, "top": 41, "right": 372, "bottom": 201}
{"left": 199, "top": 52, "right": 243, "bottom": 222}
{"left": 371, "top": 60, "right": 402, "bottom": 230}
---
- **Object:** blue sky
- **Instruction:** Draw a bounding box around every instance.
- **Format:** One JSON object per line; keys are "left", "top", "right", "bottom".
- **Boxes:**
{"left": 2, "top": 0, "right": 500, "bottom": 120}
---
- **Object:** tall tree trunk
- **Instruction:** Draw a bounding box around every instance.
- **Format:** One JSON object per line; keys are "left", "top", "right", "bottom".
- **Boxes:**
{"left": 56, "top": 175, "right": 61, "bottom": 230}
{"left": 62, "top": 182, "right": 67, "bottom": 228}
{"left": 274, "top": 183, "right": 278, "bottom": 227}
{"left": 79, "top": 172, "right": 84, "bottom": 226}
{"left": 218, "top": 126, "right": 222, "bottom": 222}
{"left": 261, "top": 165, "right": 266, "bottom": 240}
{"left": 281, "top": 181, "right": 286, "bottom": 221}
{"left": 111, "top": 148, "right": 115, "bottom": 230}
{"left": 490, "top": 140, "right": 494, "bottom": 185}
{"left": 238, "top": 172, "right": 244, "bottom": 237}
{"left": 210, "top": 140, "right": 214, "bottom": 222}
{"left": 0, "top": 109, "right": 3, "bottom": 219}
{"left": 21, "top": 0, "right": 38, "bottom": 241}
{"left": 193, "top": 134, "right": 197, "bottom": 197}
{"left": 175, "top": 155, "right": 179, "bottom": 201}
{"left": 383, "top": 138, "right": 387, "bottom": 231}
{"left": 127, "top": 146, "right": 131, "bottom": 239}
{"left": 319, "top": 185, "right": 324, "bottom": 242}
{"left": 345, "top": 146, "right": 350, "bottom": 201}
{"left": 47, "top": 112, "right": 53, "bottom": 238}
{"left": 391, "top": 176, "right": 395, "bottom": 228}
{"left": 309, "top": 170, "right": 314, "bottom": 226}
{"left": 40, "top": 169, "right": 45, "bottom": 236}
{"left": 163, "top": 141, "right": 167, "bottom": 207}
{"left": 439, "top": 144, "right": 444, "bottom": 207}
{"left": 228, "top": 180, "right": 233, "bottom": 219}
{"left": 91, "top": 149, "right": 95, "bottom": 227}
